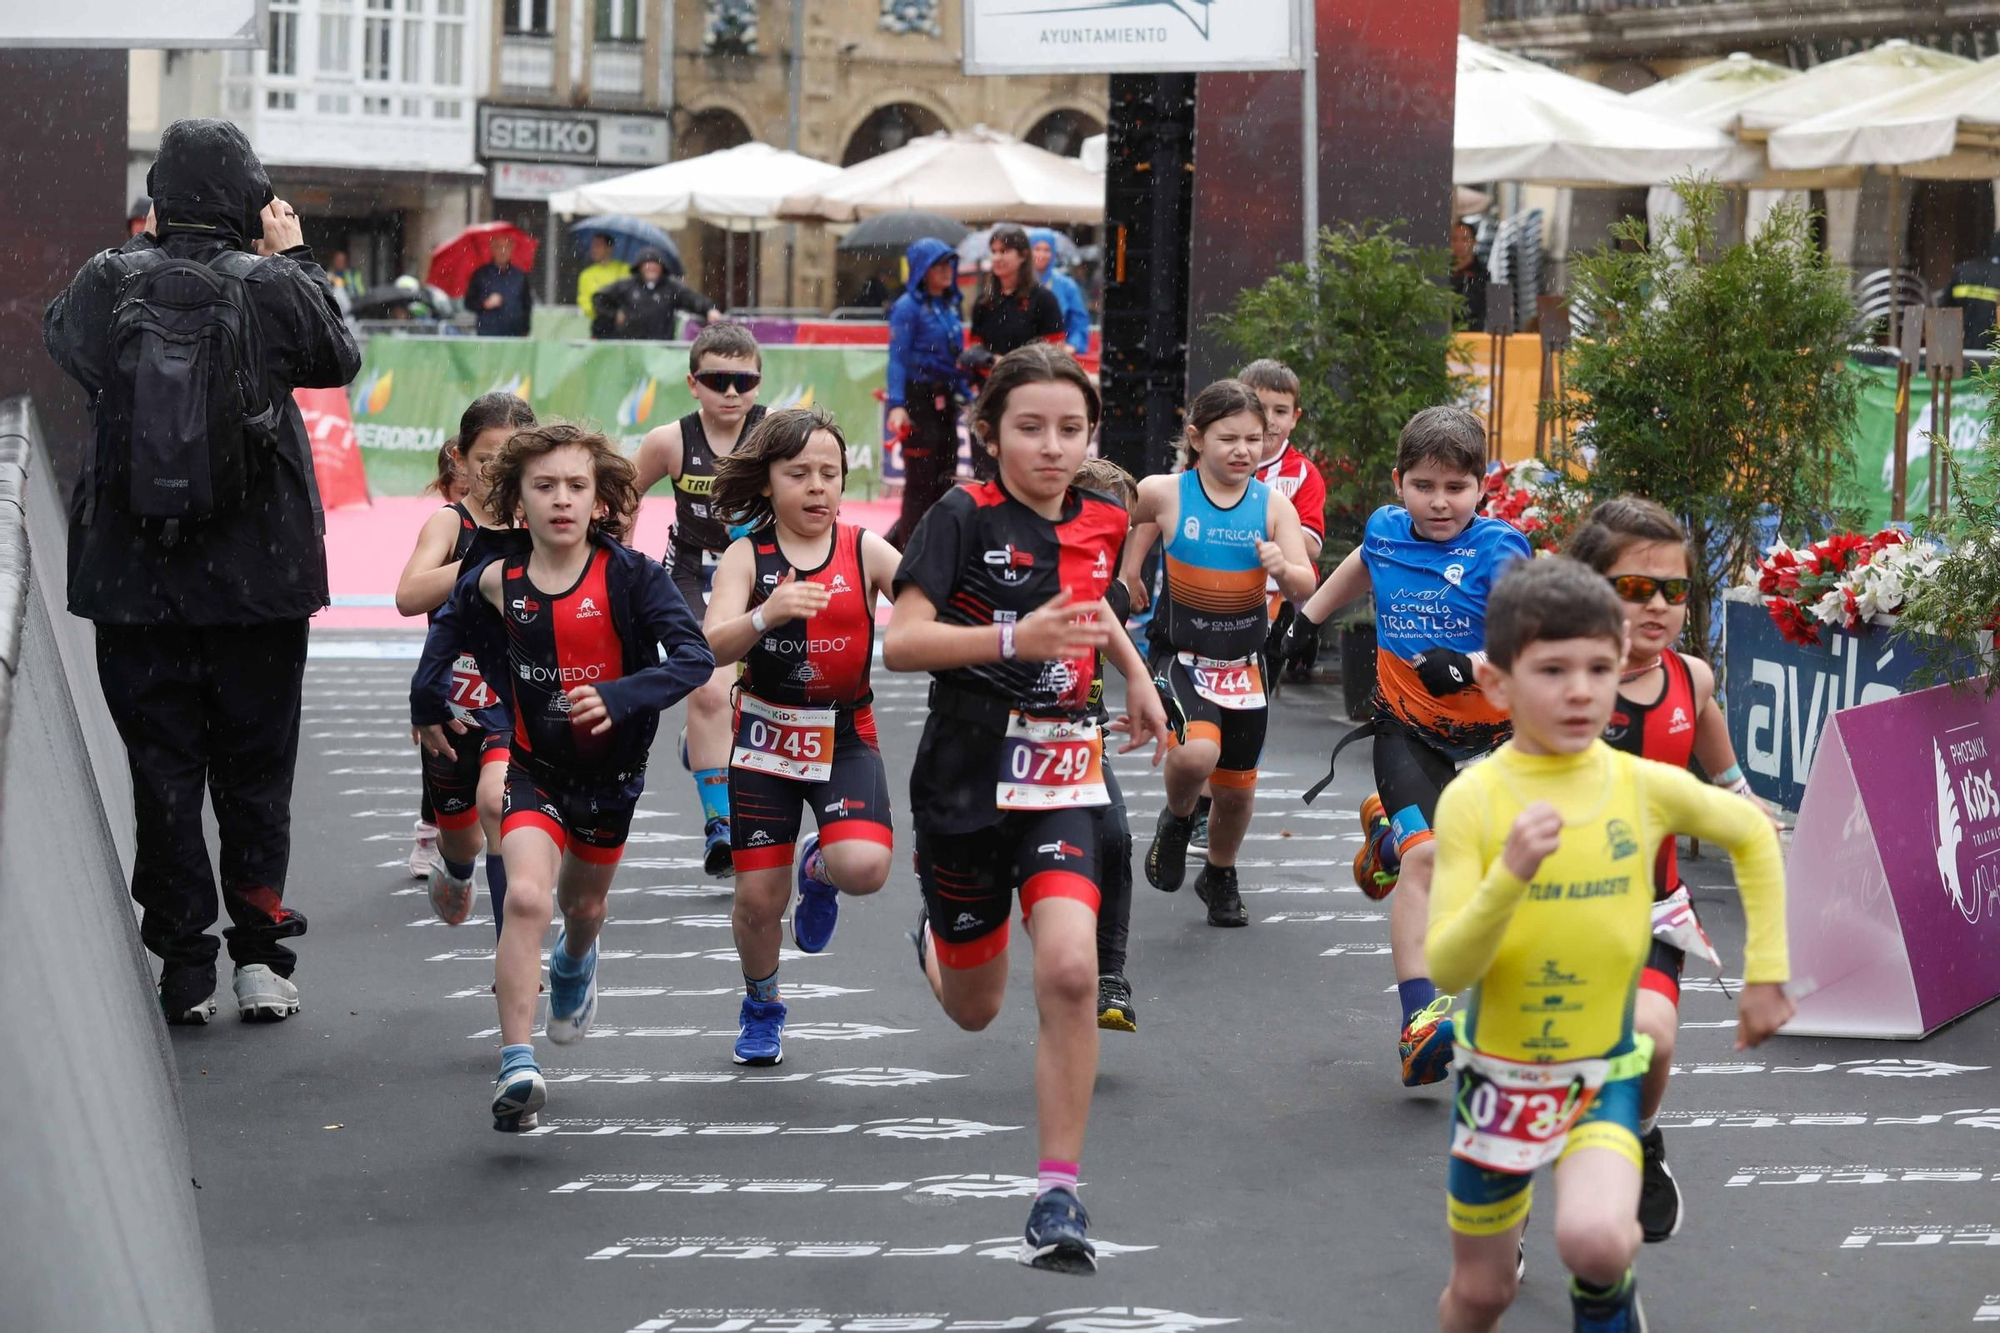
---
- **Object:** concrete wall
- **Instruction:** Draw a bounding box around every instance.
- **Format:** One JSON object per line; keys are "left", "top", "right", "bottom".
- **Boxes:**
{"left": 0, "top": 397, "right": 215, "bottom": 1333}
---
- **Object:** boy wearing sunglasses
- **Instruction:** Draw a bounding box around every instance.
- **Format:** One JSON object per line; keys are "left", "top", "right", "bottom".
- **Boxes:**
{"left": 1567, "top": 496, "right": 1773, "bottom": 1247}
{"left": 636, "top": 322, "right": 768, "bottom": 877}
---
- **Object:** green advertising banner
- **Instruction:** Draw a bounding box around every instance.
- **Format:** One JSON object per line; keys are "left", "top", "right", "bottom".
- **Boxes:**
{"left": 1848, "top": 360, "right": 1993, "bottom": 527}
{"left": 351, "top": 336, "right": 890, "bottom": 497}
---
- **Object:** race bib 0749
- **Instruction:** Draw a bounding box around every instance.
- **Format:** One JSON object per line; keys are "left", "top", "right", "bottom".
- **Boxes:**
{"left": 997, "top": 712, "right": 1109, "bottom": 811}
{"left": 731, "top": 693, "right": 835, "bottom": 783}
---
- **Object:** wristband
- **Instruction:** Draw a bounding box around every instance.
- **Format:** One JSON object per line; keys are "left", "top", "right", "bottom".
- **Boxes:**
{"left": 1724, "top": 776, "right": 1754, "bottom": 798}
{"left": 1712, "top": 763, "right": 1744, "bottom": 787}
{"left": 750, "top": 607, "right": 768, "bottom": 633}
{"left": 999, "top": 622, "right": 1017, "bottom": 661}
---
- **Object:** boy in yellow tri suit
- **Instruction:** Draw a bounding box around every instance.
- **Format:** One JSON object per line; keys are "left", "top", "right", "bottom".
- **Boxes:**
{"left": 1427, "top": 557, "right": 1793, "bottom": 1333}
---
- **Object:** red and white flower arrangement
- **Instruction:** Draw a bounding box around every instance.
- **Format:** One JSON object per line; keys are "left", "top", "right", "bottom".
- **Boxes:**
{"left": 1480, "top": 460, "right": 1577, "bottom": 552}
{"left": 1756, "top": 528, "right": 1943, "bottom": 646}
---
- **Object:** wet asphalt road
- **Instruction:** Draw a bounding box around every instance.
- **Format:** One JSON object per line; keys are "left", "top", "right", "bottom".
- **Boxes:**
{"left": 173, "top": 638, "right": 2000, "bottom": 1333}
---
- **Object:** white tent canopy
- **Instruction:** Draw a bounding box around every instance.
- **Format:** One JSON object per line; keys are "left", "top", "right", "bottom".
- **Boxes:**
{"left": 547, "top": 142, "right": 842, "bottom": 231}
{"left": 1769, "top": 52, "right": 2000, "bottom": 179}
{"left": 1080, "top": 132, "right": 1107, "bottom": 175}
{"left": 777, "top": 126, "right": 1105, "bottom": 226}
{"left": 1455, "top": 36, "right": 1743, "bottom": 187}
{"left": 1630, "top": 52, "right": 1854, "bottom": 192}
{"left": 1733, "top": 39, "right": 1972, "bottom": 137}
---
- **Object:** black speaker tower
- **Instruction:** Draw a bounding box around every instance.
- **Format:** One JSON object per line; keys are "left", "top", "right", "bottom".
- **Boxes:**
{"left": 1098, "top": 73, "right": 1198, "bottom": 482}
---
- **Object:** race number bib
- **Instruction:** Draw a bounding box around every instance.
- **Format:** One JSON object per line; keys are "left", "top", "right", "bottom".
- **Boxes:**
{"left": 731, "top": 693, "right": 835, "bottom": 783}
{"left": 1178, "top": 652, "right": 1267, "bottom": 711}
{"left": 997, "top": 712, "right": 1109, "bottom": 811}
{"left": 1449, "top": 1046, "right": 1609, "bottom": 1174}
{"left": 1650, "top": 885, "right": 1723, "bottom": 969}
{"left": 448, "top": 653, "right": 497, "bottom": 718}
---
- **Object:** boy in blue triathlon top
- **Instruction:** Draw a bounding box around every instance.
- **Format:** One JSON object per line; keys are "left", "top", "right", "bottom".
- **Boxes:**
{"left": 1289, "top": 407, "right": 1530, "bottom": 1085}
{"left": 1426, "top": 556, "right": 1790, "bottom": 1333}
{"left": 1127, "top": 379, "right": 1317, "bottom": 927}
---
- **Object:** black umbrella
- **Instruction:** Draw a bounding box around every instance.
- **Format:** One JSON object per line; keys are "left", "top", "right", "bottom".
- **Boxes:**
{"left": 837, "top": 210, "right": 971, "bottom": 255}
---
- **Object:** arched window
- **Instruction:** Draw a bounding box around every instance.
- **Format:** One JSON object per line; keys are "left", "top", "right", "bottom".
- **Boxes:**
{"left": 1023, "top": 109, "right": 1103, "bottom": 158}
{"left": 841, "top": 102, "right": 947, "bottom": 166}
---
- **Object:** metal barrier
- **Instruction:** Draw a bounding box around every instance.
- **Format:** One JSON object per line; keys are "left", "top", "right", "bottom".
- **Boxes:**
{"left": 0, "top": 396, "right": 216, "bottom": 1332}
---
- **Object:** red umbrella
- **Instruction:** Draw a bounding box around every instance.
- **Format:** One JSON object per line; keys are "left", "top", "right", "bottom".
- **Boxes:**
{"left": 427, "top": 221, "right": 539, "bottom": 299}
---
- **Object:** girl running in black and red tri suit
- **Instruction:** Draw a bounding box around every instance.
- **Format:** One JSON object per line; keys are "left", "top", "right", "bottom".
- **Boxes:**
{"left": 1569, "top": 496, "right": 1779, "bottom": 1246}
{"left": 413, "top": 422, "right": 713, "bottom": 1132}
{"left": 395, "top": 394, "right": 534, "bottom": 933}
{"left": 703, "top": 407, "right": 902, "bottom": 1068}
{"left": 885, "top": 342, "right": 1173, "bottom": 1275}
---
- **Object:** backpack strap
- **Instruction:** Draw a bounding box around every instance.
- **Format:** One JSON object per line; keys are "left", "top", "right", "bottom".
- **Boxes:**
{"left": 203, "top": 249, "right": 281, "bottom": 440}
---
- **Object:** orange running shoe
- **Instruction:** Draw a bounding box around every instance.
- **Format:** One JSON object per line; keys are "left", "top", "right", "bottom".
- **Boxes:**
{"left": 1353, "top": 793, "right": 1401, "bottom": 901}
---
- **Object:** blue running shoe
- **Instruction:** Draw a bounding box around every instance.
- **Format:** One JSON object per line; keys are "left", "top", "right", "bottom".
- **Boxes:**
{"left": 791, "top": 833, "right": 839, "bottom": 953}
{"left": 734, "top": 996, "right": 786, "bottom": 1065}
{"left": 545, "top": 932, "right": 599, "bottom": 1046}
{"left": 1399, "top": 993, "right": 1457, "bottom": 1087}
{"left": 491, "top": 1062, "right": 546, "bottom": 1132}
{"left": 703, "top": 817, "right": 734, "bottom": 879}
{"left": 1570, "top": 1273, "right": 1648, "bottom": 1332}
{"left": 1020, "top": 1187, "right": 1096, "bottom": 1275}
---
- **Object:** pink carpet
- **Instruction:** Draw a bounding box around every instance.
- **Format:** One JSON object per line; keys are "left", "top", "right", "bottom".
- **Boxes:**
{"left": 318, "top": 495, "right": 902, "bottom": 631}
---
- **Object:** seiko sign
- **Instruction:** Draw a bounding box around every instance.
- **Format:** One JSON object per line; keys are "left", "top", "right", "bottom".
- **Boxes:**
{"left": 478, "top": 105, "right": 669, "bottom": 166}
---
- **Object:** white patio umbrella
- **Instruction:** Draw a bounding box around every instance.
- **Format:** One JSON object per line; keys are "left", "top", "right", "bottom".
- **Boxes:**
{"left": 1627, "top": 52, "right": 1843, "bottom": 188}
{"left": 548, "top": 142, "right": 841, "bottom": 230}
{"left": 1080, "top": 133, "right": 1107, "bottom": 175}
{"left": 1768, "top": 52, "right": 2000, "bottom": 178}
{"left": 1455, "top": 36, "right": 1743, "bottom": 187}
{"left": 1733, "top": 39, "right": 1973, "bottom": 139}
{"left": 777, "top": 126, "right": 1105, "bottom": 226}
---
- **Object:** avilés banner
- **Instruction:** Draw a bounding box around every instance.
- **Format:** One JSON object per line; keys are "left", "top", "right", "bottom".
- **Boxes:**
{"left": 1785, "top": 682, "right": 2000, "bottom": 1038}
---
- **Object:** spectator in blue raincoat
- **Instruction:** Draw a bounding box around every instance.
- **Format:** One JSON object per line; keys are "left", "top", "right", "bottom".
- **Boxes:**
{"left": 1030, "top": 227, "right": 1091, "bottom": 355}
{"left": 884, "top": 236, "right": 968, "bottom": 547}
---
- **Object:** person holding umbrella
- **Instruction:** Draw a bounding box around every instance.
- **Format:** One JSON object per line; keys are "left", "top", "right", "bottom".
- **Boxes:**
{"left": 884, "top": 237, "right": 967, "bottom": 549}
{"left": 599, "top": 248, "right": 722, "bottom": 341}
{"left": 465, "top": 232, "right": 533, "bottom": 337}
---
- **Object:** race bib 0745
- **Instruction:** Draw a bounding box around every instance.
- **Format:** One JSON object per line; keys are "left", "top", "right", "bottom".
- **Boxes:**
{"left": 731, "top": 693, "right": 835, "bottom": 783}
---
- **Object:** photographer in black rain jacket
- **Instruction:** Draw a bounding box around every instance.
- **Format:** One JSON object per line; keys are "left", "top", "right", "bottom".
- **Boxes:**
{"left": 44, "top": 118, "right": 362, "bottom": 1027}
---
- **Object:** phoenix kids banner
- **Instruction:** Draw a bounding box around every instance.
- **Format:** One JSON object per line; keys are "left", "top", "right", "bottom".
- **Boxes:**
{"left": 348, "top": 337, "right": 890, "bottom": 496}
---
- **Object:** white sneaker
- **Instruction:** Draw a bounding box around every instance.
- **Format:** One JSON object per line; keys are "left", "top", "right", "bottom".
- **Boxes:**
{"left": 428, "top": 861, "right": 476, "bottom": 926}
{"left": 234, "top": 964, "right": 300, "bottom": 1022}
{"left": 408, "top": 821, "right": 440, "bottom": 879}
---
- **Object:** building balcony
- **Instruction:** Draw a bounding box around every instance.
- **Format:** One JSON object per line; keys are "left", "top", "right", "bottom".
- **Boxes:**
{"left": 500, "top": 34, "right": 556, "bottom": 96}
{"left": 1479, "top": 0, "right": 1994, "bottom": 61}
{"left": 590, "top": 43, "right": 645, "bottom": 104}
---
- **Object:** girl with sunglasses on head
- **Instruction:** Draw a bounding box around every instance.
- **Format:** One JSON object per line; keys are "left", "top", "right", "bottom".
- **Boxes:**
{"left": 1567, "top": 495, "right": 1774, "bottom": 1250}
{"left": 636, "top": 321, "right": 769, "bottom": 880}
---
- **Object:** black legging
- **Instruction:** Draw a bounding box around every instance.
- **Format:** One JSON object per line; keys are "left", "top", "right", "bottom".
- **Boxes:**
{"left": 1096, "top": 765, "right": 1133, "bottom": 976}
{"left": 887, "top": 383, "right": 961, "bottom": 549}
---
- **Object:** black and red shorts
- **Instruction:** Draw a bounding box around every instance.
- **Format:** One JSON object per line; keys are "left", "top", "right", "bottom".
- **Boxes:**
{"left": 914, "top": 806, "right": 1101, "bottom": 971}
{"left": 500, "top": 762, "right": 638, "bottom": 865}
{"left": 1161, "top": 655, "right": 1267, "bottom": 786}
{"left": 1639, "top": 937, "right": 1686, "bottom": 1006}
{"left": 419, "top": 730, "right": 512, "bottom": 831}
{"left": 730, "top": 706, "right": 893, "bottom": 873}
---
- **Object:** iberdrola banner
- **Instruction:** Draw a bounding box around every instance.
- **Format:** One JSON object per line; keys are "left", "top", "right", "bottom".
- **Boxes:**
{"left": 348, "top": 336, "right": 890, "bottom": 496}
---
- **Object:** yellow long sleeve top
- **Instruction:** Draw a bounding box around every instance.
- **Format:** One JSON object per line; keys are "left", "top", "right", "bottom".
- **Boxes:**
{"left": 1427, "top": 740, "right": 1788, "bottom": 1063}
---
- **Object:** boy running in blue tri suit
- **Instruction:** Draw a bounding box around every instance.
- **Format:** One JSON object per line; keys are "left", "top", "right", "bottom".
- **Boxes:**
{"left": 1289, "top": 407, "right": 1530, "bottom": 1085}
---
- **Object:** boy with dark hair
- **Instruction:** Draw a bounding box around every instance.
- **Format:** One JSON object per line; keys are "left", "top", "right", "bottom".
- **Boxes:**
{"left": 636, "top": 322, "right": 768, "bottom": 877}
{"left": 1239, "top": 358, "right": 1326, "bottom": 685}
{"left": 1427, "top": 556, "right": 1790, "bottom": 1333}
{"left": 1290, "top": 405, "right": 1530, "bottom": 1085}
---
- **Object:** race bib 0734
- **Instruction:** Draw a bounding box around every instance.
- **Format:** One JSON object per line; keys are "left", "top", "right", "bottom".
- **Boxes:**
{"left": 1449, "top": 1046, "right": 1609, "bottom": 1174}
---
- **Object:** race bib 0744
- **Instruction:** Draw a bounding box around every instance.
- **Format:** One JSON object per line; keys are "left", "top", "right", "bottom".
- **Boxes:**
{"left": 1178, "top": 651, "right": 1266, "bottom": 711}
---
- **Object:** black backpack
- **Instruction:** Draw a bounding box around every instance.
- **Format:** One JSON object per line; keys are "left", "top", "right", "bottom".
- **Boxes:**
{"left": 94, "top": 247, "right": 280, "bottom": 526}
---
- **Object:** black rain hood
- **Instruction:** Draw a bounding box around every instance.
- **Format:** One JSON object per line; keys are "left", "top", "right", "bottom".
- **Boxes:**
{"left": 146, "top": 118, "right": 275, "bottom": 248}
{"left": 631, "top": 246, "right": 669, "bottom": 278}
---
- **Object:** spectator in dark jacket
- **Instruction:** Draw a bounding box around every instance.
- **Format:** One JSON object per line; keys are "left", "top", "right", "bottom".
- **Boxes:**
{"left": 465, "top": 233, "right": 533, "bottom": 337}
{"left": 597, "top": 248, "right": 721, "bottom": 341}
{"left": 43, "top": 117, "right": 362, "bottom": 1027}
{"left": 884, "top": 236, "right": 967, "bottom": 548}
{"left": 1945, "top": 229, "right": 2000, "bottom": 350}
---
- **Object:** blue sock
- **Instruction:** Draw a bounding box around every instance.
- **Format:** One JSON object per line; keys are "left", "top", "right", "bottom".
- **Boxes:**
{"left": 486, "top": 854, "right": 508, "bottom": 939}
{"left": 1398, "top": 977, "right": 1438, "bottom": 1027}
{"left": 552, "top": 935, "right": 596, "bottom": 976}
{"left": 500, "top": 1043, "right": 537, "bottom": 1076}
{"left": 442, "top": 853, "right": 476, "bottom": 882}
{"left": 745, "top": 968, "right": 779, "bottom": 1002}
{"left": 695, "top": 768, "right": 731, "bottom": 825}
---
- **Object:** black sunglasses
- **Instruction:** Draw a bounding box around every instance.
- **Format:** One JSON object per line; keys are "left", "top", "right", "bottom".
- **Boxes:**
{"left": 1608, "top": 574, "right": 1691, "bottom": 606}
{"left": 693, "top": 371, "right": 761, "bottom": 395}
